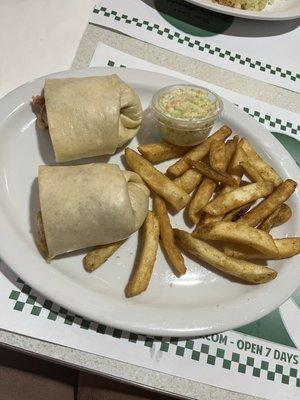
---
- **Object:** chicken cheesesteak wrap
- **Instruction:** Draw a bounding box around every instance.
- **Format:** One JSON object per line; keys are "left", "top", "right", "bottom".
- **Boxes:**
{"left": 33, "top": 74, "right": 143, "bottom": 162}
{"left": 38, "top": 163, "right": 150, "bottom": 259}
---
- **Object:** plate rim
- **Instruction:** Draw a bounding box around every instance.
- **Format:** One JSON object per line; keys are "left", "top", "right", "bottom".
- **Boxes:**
{"left": 185, "top": 0, "right": 300, "bottom": 20}
{"left": 0, "top": 66, "right": 299, "bottom": 337}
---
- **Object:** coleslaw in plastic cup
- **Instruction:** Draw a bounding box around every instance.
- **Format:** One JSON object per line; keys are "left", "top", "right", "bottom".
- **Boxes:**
{"left": 150, "top": 84, "right": 223, "bottom": 146}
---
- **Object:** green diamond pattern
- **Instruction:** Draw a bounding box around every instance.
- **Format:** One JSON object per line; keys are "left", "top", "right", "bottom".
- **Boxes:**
{"left": 144, "top": 337, "right": 154, "bottom": 348}
{"left": 242, "top": 107, "right": 299, "bottom": 136}
{"left": 9, "top": 290, "right": 20, "bottom": 301}
{"left": 5, "top": 67, "right": 300, "bottom": 388}
{"left": 47, "top": 311, "right": 58, "bottom": 321}
{"left": 6, "top": 276, "right": 300, "bottom": 387}
{"left": 247, "top": 357, "right": 255, "bottom": 366}
{"left": 186, "top": 340, "right": 194, "bottom": 350}
{"left": 290, "top": 368, "right": 298, "bottom": 378}
{"left": 129, "top": 333, "right": 138, "bottom": 343}
{"left": 223, "top": 359, "right": 231, "bottom": 369}
{"left": 112, "top": 328, "right": 122, "bottom": 338}
{"left": 14, "top": 301, "right": 25, "bottom": 311}
{"left": 207, "top": 355, "right": 216, "bottom": 365}
{"left": 105, "top": 59, "right": 299, "bottom": 137}
{"left": 217, "top": 348, "right": 225, "bottom": 358}
{"left": 282, "top": 375, "right": 290, "bottom": 385}
{"left": 31, "top": 306, "right": 42, "bottom": 316}
{"left": 276, "top": 364, "right": 284, "bottom": 374}
{"left": 92, "top": 6, "right": 297, "bottom": 82}
{"left": 261, "top": 361, "right": 269, "bottom": 370}
{"left": 238, "top": 364, "right": 247, "bottom": 374}
{"left": 64, "top": 315, "right": 74, "bottom": 325}
{"left": 160, "top": 342, "right": 169, "bottom": 352}
{"left": 26, "top": 295, "right": 37, "bottom": 305}
{"left": 176, "top": 346, "right": 185, "bottom": 356}
{"left": 81, "top": 319, "right": 91, "bottom": 330}
{"left": 96, "top": 324, "right": 107, "bottom": 334}
{"left": 267, "top": 371, "right": 275, "bottom": 381}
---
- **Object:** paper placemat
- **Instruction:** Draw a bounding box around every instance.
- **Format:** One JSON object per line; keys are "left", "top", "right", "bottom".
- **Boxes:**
{"left": 0, "top": 43, "right": 299, "bottom": 400}
{"left": 90, "top": 0, "right": 300, "bottom": 93}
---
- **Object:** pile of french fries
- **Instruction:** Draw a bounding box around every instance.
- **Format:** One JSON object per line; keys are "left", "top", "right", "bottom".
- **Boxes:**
{"left": 83, "top": 126, "right": 299, "bottom": 297}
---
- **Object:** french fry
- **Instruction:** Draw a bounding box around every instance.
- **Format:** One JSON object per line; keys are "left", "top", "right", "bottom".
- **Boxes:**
{"left": 238, "top": 179, "right": 297, "bottom": 227}
{"left": 201, "top": 185, "right": 250, "bottom": 224}
{"left": 223, "top": 203, "right": 254, "bottom": 222}
{"left": 258, "top": 204, "right": 292, "bottom": 232}
{"left": 188, "top": 136, "right": 229, "bottom": 224}
{"left": 188, "top": 178, "right": 216, "bottom": 224}
{"left": 203, "top": 181, "right": 273, "bottom": 216}
{"left": 193, "top": 221, "right": 279, "bottom": 258}
{"left": 224, "top": 238, "right": 300, "bottom": 260}
{"left": 83, "top": 240, "right": 125, "bottom": 272}
{"left": 210, "top": 140, "right": 226, "bottom": 173}
{"left": 173, "top": 169, "right": 203, "bottom": 194}
{"left": 227, "top": 140, "right": 246, "bottom": 185}
{"left": 187, "top": 160, "right": 238, "bottom": 186}
{"left": 174, "top": 229, "right": 277, "bottom": 284}
{"left": 202, "top": 213, "right": 224, "bottom": 224}
{"left": 274, "top": 238, "right": 300, "bottom": 259}
{"left": 201, "top": 137, "right": 240, "bottom": 224}
{"left": 224, "top": 135, "right": 239, "bottom": 170}
{"left": 125, "top": 212, "right": 159, "bottom": 297}
{"left": 209, "top": 137, "right": 240, "bottom": 196}
{"left": 154, "top": 196, "right": 186, "bottom": 276}
{"left": 215, "top": 145, "right": 248, "bottom": 207}
{"left": 37, "top": 211, "right": 50, "bottom": 262}
{"left": 224, "top": 243, "right": 258, "bottom": 259}
{"left": 138, "top": 142, "right": 190, "bottom": 163}
{"left": 167, "top": 126, "right": 232, "bottom": 177}
{"left": 125, "top": 148, "right": 190, "bottom": 211}
{"left": 216, "top": 179, "right": 249, "bottom": 199}
{"left": 240, "top": 161, "right": 263, "bottom": 183}
{"left": 241, "top": 138, "right": 282, "bottom": 187}
{"left": 215, "top": 184, "right": 237, "bottom": 198}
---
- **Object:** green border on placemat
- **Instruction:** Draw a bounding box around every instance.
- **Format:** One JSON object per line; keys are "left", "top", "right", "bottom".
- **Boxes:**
{"left": 113, "top": 60, "right": 300, "bottom": 349}
{"left": 92, "top": 5, "right": 299, "bottom": 82}
{"left": 106, "top": 60, "right": 300, "bottom": 140}
{"left": 3, "top": 58, "right": 300, "bottom": 390}
{"left": 6, "top": 277, "right": 300, "bottom": 387}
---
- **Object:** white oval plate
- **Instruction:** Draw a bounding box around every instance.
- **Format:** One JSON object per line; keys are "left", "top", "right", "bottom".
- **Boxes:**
{"left": 186, "top": 0, "right": 300, "bottom": 20}
{"left": 0, "top": 67, "right": 299, "bottom": 337}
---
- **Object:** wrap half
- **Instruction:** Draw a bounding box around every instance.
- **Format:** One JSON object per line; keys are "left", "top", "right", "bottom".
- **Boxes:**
{"left": 33, "top": 74, "right": 143, "bottom": 162}
{"left": 38, "top": 163, "right": 149, "bottom": 259}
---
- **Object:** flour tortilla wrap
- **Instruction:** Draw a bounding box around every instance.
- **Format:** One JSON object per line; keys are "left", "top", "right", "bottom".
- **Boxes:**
{"left": 43, "top": 74, "right": 142, "bottom": 162}
{"left": 38, "top": 163, "right": 149, "bottom": 258}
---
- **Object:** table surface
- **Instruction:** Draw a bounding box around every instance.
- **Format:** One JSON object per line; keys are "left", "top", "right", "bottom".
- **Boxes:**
{"left": 1, "top": 4, "right": 299, "bottom": 400}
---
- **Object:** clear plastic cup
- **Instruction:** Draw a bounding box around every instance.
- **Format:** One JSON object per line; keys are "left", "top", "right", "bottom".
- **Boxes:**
{"left": 150, "top": 84, "right": 223, "bottom": 147}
